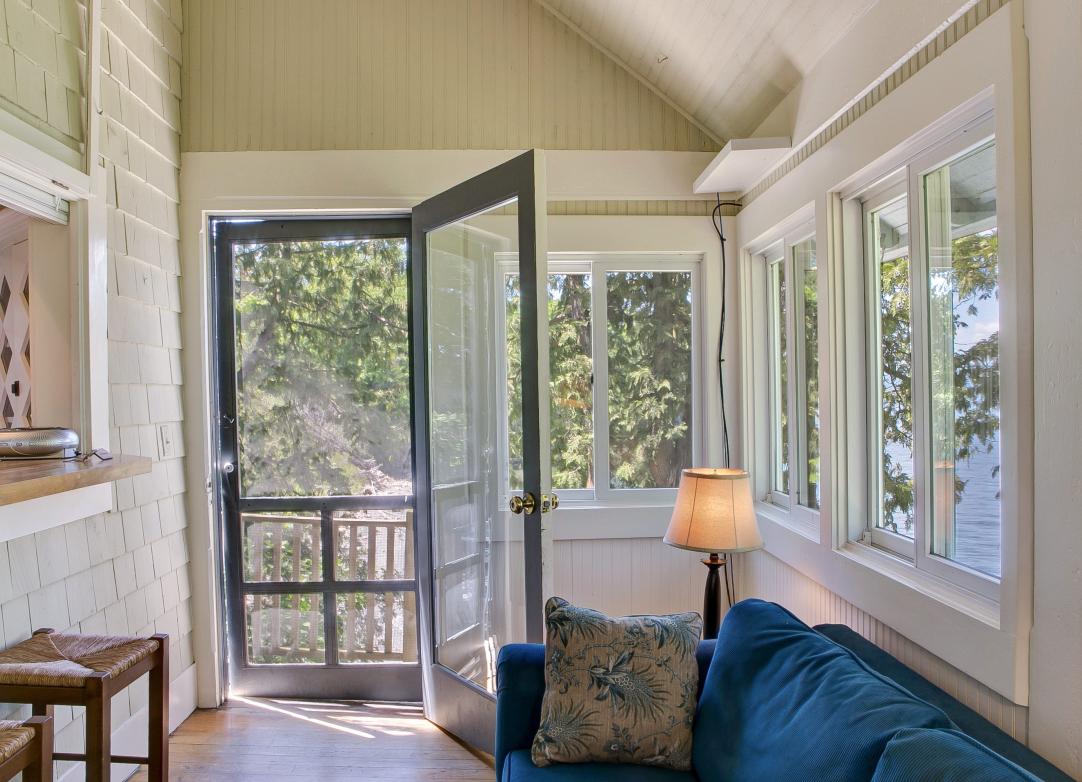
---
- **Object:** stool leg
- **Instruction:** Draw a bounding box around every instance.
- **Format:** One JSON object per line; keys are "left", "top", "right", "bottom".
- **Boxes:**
{"left": 85, "top": 675, "right": 111, "bottom": 782}
{"left": 32, "top": 702, "right": 54, "bottom": 718}
{"left": 149, "top": 634, "right": 169, "bottom": 782}
{"left": 25, "top": 715, "right": 53, "bottom": 782}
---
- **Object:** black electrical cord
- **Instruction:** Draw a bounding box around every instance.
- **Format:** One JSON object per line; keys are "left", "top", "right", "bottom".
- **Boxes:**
{"left": 711, "top": 193, "right": 743, "bottom": 469}
{"left": 713, "top": 195, "right": 744, "bottom": 609}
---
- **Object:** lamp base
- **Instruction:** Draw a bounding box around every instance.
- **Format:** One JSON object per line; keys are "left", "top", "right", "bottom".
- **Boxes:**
{"left": 701, "top": 553, "right": 728, "bottom": 640}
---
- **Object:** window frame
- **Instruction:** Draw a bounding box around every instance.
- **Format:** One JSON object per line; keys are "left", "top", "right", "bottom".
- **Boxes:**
{"left": 495, "top": 252, "right": 704, "bottom": 508}
{"left": 752, "top": 219, "right": 820, "bottom": 537}
{"left": 847, "top": 112, "right": 1002, "bottom": 600}
{"left": 862, "top": 176, "right": 916, "bottom": 560}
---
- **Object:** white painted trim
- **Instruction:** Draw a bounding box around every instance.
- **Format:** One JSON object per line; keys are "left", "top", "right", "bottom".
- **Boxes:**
{"left": 493, "top": 252, "right": 704, "bottom": 507}
{"left": 0, "top": 484, "right": 111, "bottom": 542}
{"left": 694, "top": 137, "right": 792, "bottom": 194}
{"left": 57, "top": 663, "right": 198, "bottom": 782}
{"left": 180, "top": 150, "right": 720, "bottom": 208}
{"left": 748, "top": 0, "right": 987, "bottom": 183}
{"left": 0, "top": 127, "right": 89, "bottom": 202}
{"left": 737, "top": 5, "right": 1031, "bottom": 703}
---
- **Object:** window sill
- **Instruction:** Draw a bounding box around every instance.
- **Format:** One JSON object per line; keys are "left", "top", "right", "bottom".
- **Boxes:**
{"left": 0, "top": 455, "right": 151, "bottom": 543}
{"left": 755, "top": 500, "right": 820, "bottom": 543}
{"left": 550, "top": 503, "right": 673, "bottom": 541}
{"left": 754, "top": 510, "right": 1027, "bottom": 703}
{"left": 835, "top": 541, "right": 998, "bottom": 627}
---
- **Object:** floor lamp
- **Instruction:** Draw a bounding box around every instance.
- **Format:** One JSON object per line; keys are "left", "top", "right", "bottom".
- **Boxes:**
{"left": 663, "top": 468, "right": 763, "bottom": 640}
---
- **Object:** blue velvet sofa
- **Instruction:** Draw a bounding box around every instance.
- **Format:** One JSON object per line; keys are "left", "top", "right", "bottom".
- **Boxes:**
{"left": 496, "top": 599, "right": 1070, "bottom": 781}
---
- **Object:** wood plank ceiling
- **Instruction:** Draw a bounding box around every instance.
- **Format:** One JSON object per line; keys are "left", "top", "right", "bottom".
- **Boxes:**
{"left": 537, "top": 0, "right": 881, "bottom": 142}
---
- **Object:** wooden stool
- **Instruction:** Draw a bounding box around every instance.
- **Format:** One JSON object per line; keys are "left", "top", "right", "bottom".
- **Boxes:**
{"left": 0, "top": 630, "right": 168, "bottom": 782}
{"left": 0, "top": 716, "right": 52, "bottom": 781}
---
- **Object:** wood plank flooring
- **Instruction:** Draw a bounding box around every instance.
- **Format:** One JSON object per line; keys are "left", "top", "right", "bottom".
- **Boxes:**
{"left": 128, "top": 699, "right": 493, "bottom": 781}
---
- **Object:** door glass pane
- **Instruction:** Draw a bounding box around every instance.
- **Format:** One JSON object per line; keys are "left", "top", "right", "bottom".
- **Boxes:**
{"left": 768, "top": 258, "right": 789, "bottom": 495}
{"left": 245, "top": 593, "right": 325, "bottom": 665}
{"left": 794, "top": 237, "right": 820, "bottom": 509}
{"left": 924, "top": 140, "right": 1000, "bottom": 577}
{"left": 426, "top": 199, "right": 525, "bottom": 692}
{"left": 334, "top": 510, "right": 414, "bottom": 580}
{"left": 243, "top": 512, "right": 322, "bottom": 583}
{"left": 337, "top": 592, "right": 418, "bottom": 664}
{"left": 506, "top": 272, "right": 593, "bottom": 491}
{"left": 869, "top": 196, "right": 914, "bottom": 538}
{"left": 232, "top": 237, "right": 412, "bottom": 498}
{"left": 607, "top": 270, "right": 693, "bottom": 489}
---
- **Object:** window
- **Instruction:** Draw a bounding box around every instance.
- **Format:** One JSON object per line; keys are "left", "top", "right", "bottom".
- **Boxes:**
{"left": 856, "top": 118, "right": 1001, "bottom": 591}
{"left": 760, "top": 225, "right": 820, "bottom": 518}
{"left": 501, "top": 255, "right": 701, "bottom": 504}
{"left": 866, "top": 185, "right": 915, "bottom": 548}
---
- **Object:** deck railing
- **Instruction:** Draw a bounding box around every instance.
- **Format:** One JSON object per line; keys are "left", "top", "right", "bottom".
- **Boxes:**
{"left": 244, "top": 511, "right": 417, "bottom": 665}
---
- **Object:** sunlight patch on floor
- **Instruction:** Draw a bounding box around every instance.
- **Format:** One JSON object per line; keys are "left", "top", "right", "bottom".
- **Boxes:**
{"left": 232, "top": 695, "right": 430, "bottom": 740}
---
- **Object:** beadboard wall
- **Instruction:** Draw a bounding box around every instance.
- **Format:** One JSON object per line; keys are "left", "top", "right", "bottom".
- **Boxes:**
{"left": 738, "top": 549, "right": 1029, "bottom": 742}
{"left": 180, "top": 0, "right": 719, "bottom": 153}
{"left": 0, "top": 0, "right": 194, "bottom": 773}
{"left": 0, "top": 0, "right": 87, "bottom": 163}
{"left": 551, "top": 537, "right": 706, "bottom": 618}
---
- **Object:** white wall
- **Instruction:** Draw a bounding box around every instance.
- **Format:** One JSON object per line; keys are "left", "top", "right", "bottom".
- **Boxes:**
{"left": 0, "top": 0, "right": 86, "bottom": 167}
{"left": 1024, "top": 0, "right": 1082, "bottom": 773}
{"left": 0, "top": 0, "right": 196, "bottom": 777}
{"left": 180, "top": 0, "right": 717, "bottom": 153}
{"left": 732, "top": 0, "right": 1082, "bottom": 774}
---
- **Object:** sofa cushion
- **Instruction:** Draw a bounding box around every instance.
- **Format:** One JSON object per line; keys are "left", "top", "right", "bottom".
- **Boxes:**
{"left": 872, "top": 729, "right": 1041, "bottom": 781}
{"left": 495, "top": 641, "right": 718, "bottom": 781}
{"left": 816, "top": 623, "right": 1073, "bottom": 782}
{"left": 504, "top": 749, "right": 696, "bottom": 782}
{"left": 531, "top": 597, "right": 703, "bottom": 770}
{"left": 693, "top": 600, "right": 954, "bottom": 782}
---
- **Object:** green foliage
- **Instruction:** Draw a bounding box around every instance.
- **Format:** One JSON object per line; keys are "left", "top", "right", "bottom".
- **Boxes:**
{"left": 879, "top": 255, "right": 916, "bottom": 531}
{"left": 506, "top": 274, "right": 595, "bottom": 490}
{"left": 878, "top": 230, "right": 999, "bottom": 532}
{"left": 802, "top": 264, "right": 820, "bottom": 508}
{"left": 508, "top": 270, "right": 691, "bottom": 490}
{"left": 233, "top": 238, "right": 412, "bottom": 497}
{"left": 606, "top": 272, "right": 693, "bottom": 489}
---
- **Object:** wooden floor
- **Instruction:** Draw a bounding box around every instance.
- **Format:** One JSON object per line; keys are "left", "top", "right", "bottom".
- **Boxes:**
{"left": 129, "top": 699, "right": 493, "bottom": 781}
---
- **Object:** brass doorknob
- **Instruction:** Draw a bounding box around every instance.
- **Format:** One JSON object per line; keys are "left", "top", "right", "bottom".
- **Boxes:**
{"left": 509, "top": 493, "right": 537, "bottom": 515}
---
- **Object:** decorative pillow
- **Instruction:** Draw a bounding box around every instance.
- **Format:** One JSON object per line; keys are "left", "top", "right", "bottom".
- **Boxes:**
{"left": 530, "top": 597, "right": 703, "bottom": 770}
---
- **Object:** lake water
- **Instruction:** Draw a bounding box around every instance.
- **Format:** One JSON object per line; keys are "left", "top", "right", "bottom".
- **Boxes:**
{"left": 952, "top": 438, "right": 1001, "bottom": 578}
{"left": 883, "top": 437, "right": 1001, "bottom": 578}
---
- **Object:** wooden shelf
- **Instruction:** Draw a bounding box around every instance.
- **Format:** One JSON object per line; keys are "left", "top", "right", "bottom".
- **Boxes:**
{"left": 0, "top": 454, "right": 151, "bottom": 507}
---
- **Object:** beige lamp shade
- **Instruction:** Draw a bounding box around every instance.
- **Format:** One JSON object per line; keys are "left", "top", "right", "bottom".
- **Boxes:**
{"left": 664, "top": 468, "right": 762, "bottom": 554}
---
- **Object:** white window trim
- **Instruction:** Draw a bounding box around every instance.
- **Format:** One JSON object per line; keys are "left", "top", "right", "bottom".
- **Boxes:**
{"left": 736, "top": 6, "right": 1034, "bottom": 703}
{"left": 846, "top": 112, "right": 1002, "bottom": 602}
{"left": 746, "top": 212, "right": 821, "bottom": 541}
{"left": 494, "top": 251, "right": 705, "bottom": 510}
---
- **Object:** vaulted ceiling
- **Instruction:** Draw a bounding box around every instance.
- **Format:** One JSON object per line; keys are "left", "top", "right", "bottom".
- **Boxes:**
{"left": 538, "top": 0, "right": 881, "bottom": 143}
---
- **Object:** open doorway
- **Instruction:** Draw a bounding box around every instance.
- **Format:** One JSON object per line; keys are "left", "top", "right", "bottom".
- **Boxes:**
{"left": 210, "top": 216, "right": 420, "bottom": 701}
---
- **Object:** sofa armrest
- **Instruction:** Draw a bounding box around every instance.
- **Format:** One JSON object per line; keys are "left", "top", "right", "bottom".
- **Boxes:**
{"left": 495, "top": 643, "right": 546, "bottom": 780}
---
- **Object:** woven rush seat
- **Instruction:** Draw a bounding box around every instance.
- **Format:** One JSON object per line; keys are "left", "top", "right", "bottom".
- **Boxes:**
{"left": 0, "top": 722, "right": 34, "bottom": 765}
{"left": 0, "top": 634, "right": 160, "bottom": 688}
{"left": 0, "top": 629, "right": 168, "bottom": 781}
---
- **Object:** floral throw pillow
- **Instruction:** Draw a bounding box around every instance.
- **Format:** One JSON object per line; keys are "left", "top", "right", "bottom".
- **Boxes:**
{"left": 530, "top": 597, "right": 703, "bottom": 770}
